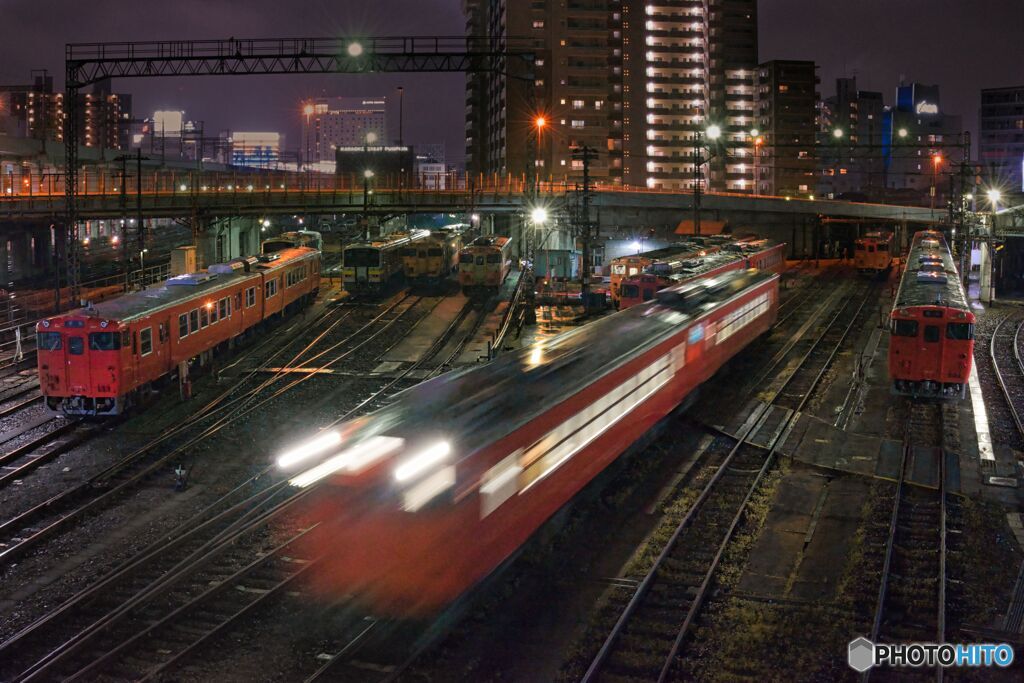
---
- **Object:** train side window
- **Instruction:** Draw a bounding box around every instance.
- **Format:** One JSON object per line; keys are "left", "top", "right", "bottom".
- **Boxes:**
{"left": 89, "top": 332, "right": 120, "bottom": 350}
{"left": 178, "top": 313, "right": 189, "bottom": 339}
{"left": 235, "top": 293, "right": 242, "bottom": 310}
{"left": 218, "top": 298, "right": 227, "bottom": 319}
{"left": 924, "top": 325, "right": 940, "bottom": 343}
{"left": 200, "top": 307, "right": 209, "bottom": 328}
{"left": 459, "top": 254, "right": 473, "bottom": 264}
{"left": 891, "top": 319, "right": 918, "bottom": 337}
{"left": 140, "top": 328, "right": 153, "bottom": 356}
{"left": 246, "top": 287, "right": 256, "bottom": 307}
{"left": 68, "top": 336, "right": 84, "bottom": 355}
{"left": 486, "top": 253, "right": 502, "bottom": 263}
{"left": 37, "top": 331, "right": 62, "bottom": 350}
{"left": 189, "top": 309, "right": 200, "bottom": 333}
{"left": 947, "top": 322, "right": 974, "bottom": 340}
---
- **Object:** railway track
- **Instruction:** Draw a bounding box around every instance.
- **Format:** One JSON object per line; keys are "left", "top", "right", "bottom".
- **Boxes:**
{"left": 0, "top": 293, "right": 471, "bottom": 681}
{"left": 580, "top": 282, "right": 875, "bottom": 682}
{"left": 0, "top": 295, "right": 419, "bottom": 567}
{"left": 989, "top": 313, "right": 1024, "bottom": 446}
{"left": 864, "top": 402, "right": 953, "bottom": 681}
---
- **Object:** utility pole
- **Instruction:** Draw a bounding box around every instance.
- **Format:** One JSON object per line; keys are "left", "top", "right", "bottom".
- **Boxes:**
{"left": 572, "top": 145, "right": 598, "bottom": 307}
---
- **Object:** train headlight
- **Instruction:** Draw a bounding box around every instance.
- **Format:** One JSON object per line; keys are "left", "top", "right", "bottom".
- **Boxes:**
{"left": 100, "top": 321, "right": 108, "bottom": 328}
{"left": 42, "top": 320, "right": 50, "bottom": 328}
{"left": 277, "top": 429, "right": 343, "bottom": 469}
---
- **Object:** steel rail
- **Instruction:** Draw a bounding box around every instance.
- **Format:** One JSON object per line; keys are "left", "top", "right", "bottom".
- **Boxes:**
{"left": 990, "top": 315, "right": 1024, "bottom": 442}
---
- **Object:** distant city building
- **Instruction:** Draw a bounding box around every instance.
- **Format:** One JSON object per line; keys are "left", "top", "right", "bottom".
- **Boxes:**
{"left": 756, "top": 60, "right": 819, "bottom": 197}
{"left": 231, "top": 132, "right": 283, "bottom": 168}
{"left": 0, "top": 72, "right": 131, "bottom": 150}
{"left": 817, "top": 77, "right": 886, "bottom": 199}
{"left": 300, "top": 96, "right": 387, "bottom": 164}
{"left": 129, "top": 110, "right": 220, "bottom": 162}
{"left": 416, "top": 143, "right": 446, "bottom": 165}
{"left": 335, "top": 145, "right": 414, "bottom": 183}
{"left": 979, "top": 86, "right": 1024, "bottom": 193}
{"left": 883, "top": 83, "right": 965, "bottom": 205}
{"left": 464, "top": 0, "right": 759, "bottom": 191}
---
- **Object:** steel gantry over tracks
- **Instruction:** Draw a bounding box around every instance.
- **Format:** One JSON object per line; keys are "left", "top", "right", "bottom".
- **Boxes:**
{"left": 61, "top": 35, "right": 538, "bottom": 300}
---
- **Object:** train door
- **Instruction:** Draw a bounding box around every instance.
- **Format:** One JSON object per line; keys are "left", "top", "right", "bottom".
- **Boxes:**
{"left": 919, "top": 314, "right": 944, "bottom": 381}
{"left": 65, "top": 332, "right": 91, "bottom": 395}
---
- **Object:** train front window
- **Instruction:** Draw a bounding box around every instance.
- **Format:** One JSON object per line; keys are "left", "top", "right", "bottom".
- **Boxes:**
{"left": 401, "top": 248, "right": 417, "bottom": 256}
{"left": 947, "top": 322, "right": 974, "bottom": 340}
{"left": 428, "top": 248, "right": 443, "bottom": 256}
{"left": 621, "top": 284, "right": 639, "bottom": 299}
{"left": 924, "top": 325, "right": 940, "bottom": 343}
{"left": 345, "top": 249, "right": 379, "bottom": 267}
{"left": 89, "top": 332, "right": 120, "bottom": 351}
{"left": 68, "top": 336, "right": 84, "bottom": 355}
{"left": 891, "top": 319, "right": 918, "bottom": 337}
{"left": 459, "top": 253, "right": 473, "bottom": 264}
{"left": 486, "top": 254, "right": 502, "bottom": 263}
{"left": 37, "top": 331, "right": 62, "bottom": 351}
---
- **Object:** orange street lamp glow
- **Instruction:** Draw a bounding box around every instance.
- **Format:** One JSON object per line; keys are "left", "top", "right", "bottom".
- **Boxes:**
{"left": 303, "top": 103, "right": 315, "bottom": 116}
{"left": 535, "top": 116, "right": 546, "bottom": 130}
{"left": 932, "top": 154, "right": 942, "bottom": 165}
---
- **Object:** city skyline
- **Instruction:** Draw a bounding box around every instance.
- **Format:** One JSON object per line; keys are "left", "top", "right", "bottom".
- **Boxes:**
{"left": 0, "top": 0, "right": 1020, "bottom": 165}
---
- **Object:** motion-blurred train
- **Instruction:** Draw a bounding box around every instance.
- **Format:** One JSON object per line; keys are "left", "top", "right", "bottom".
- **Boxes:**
{"left": 278, "top": 267, "right": 779, "bottom": 616}
{"left": 888, "top": 230, "right": 973, "bottom": 400}
{"left": 458, "top": 236, "right": 513, "bottom": 295}
{"left": 401, "top": 229, "right": 463, "bottom": 286}
{"left": 854, "top": 232, "right": 896, "bottom": 274}
{"left": 37, "top": 246, "right": 321, "bottom": 415}
{"left": 609, "top": 236, "right": 738, "bottom": 308}
{"left": 617, "top": 239, "right": 786, "bottom": 310}
{"left": 342, "top": 230, "right": 430, "bottom": 296}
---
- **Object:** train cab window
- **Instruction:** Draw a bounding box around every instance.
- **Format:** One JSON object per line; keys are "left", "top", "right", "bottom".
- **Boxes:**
{"left": 178, "top": 313, "right": 189, "bottom": 339}
{"left": 621, "top": 284, "right": 639, "bottom": 299}
{"left": 245, "top": 287, "right": 256, "bottom": 307}
{"left": 68, "top": 336, "right": 84, "bottom": 355}
{"left": 946, "top": 322, "right": 974, "bottom": 340}
{"left": 401, "top": 248, "right": 417, "bottom": 257}
{"left": 189, "top": 309, "right": 200, "bottom": 333}
{"left": 210, "top": 304, "right": 218, "bottom": 323}
{"left": 891, "top": 319, "right": 918, "bottom": 337}
{"left": 235, "top": 293, "right": 242, "bottom": 310}
{"left": 924, "top": 325, "right": 940, "bottom": 343}
{"left": 139, "top": 328, "right": 153, "bottom": 356}
{"left": 855, "top": 243, "right": 865, "bottom": 251}
{"left": 460, "top": 253, "right": 473, "bottom": 264}
{"left": 486, "top": 253, "right": 502, "bottom": 263}
{"left": 867, "top": 245, "right": 875, "bottom": 252}
{"left": 89, "top": 332, "right": 120, "bottom": 351}
{"left": 428, "top": 248, "right": 444, "bottom": 256}
{"left": 158, "top": 324, "right": 167, "bottom": 343}
{"left": 200, "top": 307, "right": 209, "bottom": 328}
{"left": 122, "top": 330, "right": 132, "bottom": 346}
{"left": 37, "top": 331, "right": 62, "bottom": 351}
{"left": 219, "top": 298, "right": 228, "bottom": 319}
{"left": 643, "top": 288, "right": 656, "bottom": 301}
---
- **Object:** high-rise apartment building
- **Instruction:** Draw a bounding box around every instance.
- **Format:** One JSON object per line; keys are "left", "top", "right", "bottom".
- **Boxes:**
{"left": 231, "top": 132, "right": 283, "bottom": 168}
{"left": 817, "top": 77, "right": 886, "bottom": 199}
{"left": 463, "top": 1, "right": 758, "bottom": 191}
{"left": 300, "top": 96, "right": 387, "bottom": 164}
{"left": 979, "top": 86, "right": 1024, "bottom": 193}
{"left": 756, "top": 60, "right": 818, "bottom": 197}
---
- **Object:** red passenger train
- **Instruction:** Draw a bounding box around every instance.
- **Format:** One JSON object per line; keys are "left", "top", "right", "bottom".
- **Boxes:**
{"left": 37, "top": 246, "right": 320, "bottom": 415}
{"left": 277, "top": 268, "right": 779, "bottom": 616}
{"left": 854, "top": 231, "right": 896, "bottom": 274}
{"left": 888, "top": 230, "right": 974, "bottom": 400}
{"left": 617, "top": 239, "right": 786, "bottom": 310}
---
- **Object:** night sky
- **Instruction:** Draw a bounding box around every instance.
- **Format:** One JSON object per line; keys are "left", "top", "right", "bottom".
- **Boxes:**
{"left": 1, "top": 0, "right": 1021, "bottom": 164}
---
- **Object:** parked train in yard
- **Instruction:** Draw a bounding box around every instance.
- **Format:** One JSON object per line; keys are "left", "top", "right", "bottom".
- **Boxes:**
{"left": 459, "top": 236, "right": 513, "bottom": 295}
{"left": 36, "top": 246, "right": 320, "bottom": 415}
{"left": 617, "top": 239, "right": 786, "bottom": 309}
{"left": 402, "top": 229, "right": 463, "bottom": 286}
{"left": 278, "top": 267, "right": 779, "bottom": 616}
{"left": 342, "top": 230, "right": 430, "bottom": 296}
{"left": 854, "top": 231, "right": 896, "bottom": 274}
{"left": 888, "top": 230, "right": 974, "bottom": 400}
{"left": 608, "top": 236, "right": 736, "bottom": 308}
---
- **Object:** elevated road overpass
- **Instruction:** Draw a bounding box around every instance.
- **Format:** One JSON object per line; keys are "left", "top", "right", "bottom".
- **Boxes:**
{"left": 0, "top": 170, "right": 944, "bottom": 224}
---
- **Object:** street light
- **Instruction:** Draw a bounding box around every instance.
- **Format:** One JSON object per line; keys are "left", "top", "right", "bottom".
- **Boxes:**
{"left": 706, "top": 124, "right": 722, "bottom": 140}
{"left": 832, "top": 128, "right": 844, "bottom": 139}
{"left": 531, "top": 207, "right": 548, "bottom": 224}
{"left": 897, "top": 127, "right": 908, "bottom": 138}
{"left": 987, "top": 188, "right": 1001, "bottom": 205}
{"left": 347, "top": 41, "right": 364, "bottom": 57}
